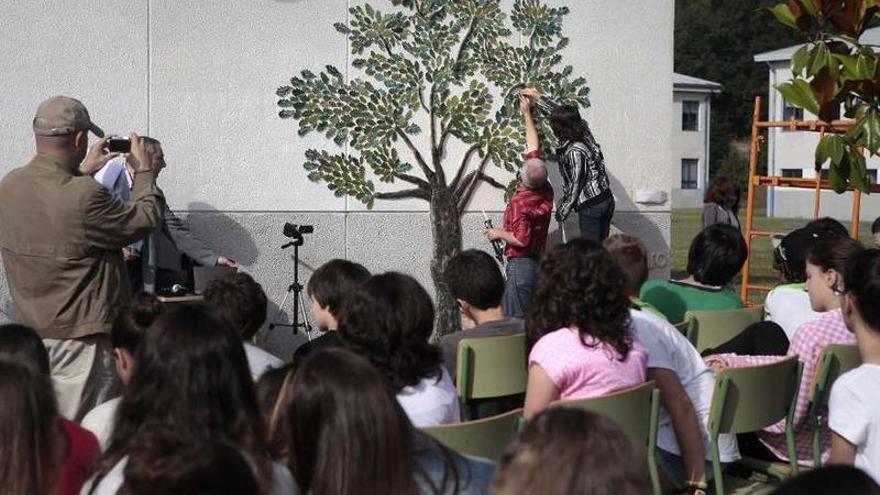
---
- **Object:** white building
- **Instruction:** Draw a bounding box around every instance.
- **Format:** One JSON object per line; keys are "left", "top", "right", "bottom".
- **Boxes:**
{"left": 755, "top": 28, "right": 880, "bottom": 220}
{"left": 0, "top": 0, "right": 674, "bottom": 356}
{"left": 672, "top": 73, "right": 721, "bottom": 208}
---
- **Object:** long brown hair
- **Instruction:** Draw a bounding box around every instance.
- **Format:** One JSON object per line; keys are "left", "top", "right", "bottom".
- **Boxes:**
{"left": 491, "top": 408, "right": 651, "bottom": 495}
{"left": 91, "top": 304, "right": 273, "bottom": 494}
{"left": 704, "top": 177, "right": 739, "bottom": 211}
{"left": 285, "top": 348, "right": 459, "bottom": 495}
{"left": 525, "top": 238, "right": 633, "bottom": 360}
{"left": 0, "top": 360, "right": 59, "bottom": 495}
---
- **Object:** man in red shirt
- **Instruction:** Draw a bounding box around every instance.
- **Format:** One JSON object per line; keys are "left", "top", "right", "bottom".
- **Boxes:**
{"left": 486, "top": 95, "right": 554, "bottom": 318}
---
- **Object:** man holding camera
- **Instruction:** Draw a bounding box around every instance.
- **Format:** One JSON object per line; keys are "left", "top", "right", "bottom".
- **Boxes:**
{"left": 0, "top": 96, "right": 165, "bottom": 420}
{"left": 94, "top": 137, "right": 235, "bottom": 293}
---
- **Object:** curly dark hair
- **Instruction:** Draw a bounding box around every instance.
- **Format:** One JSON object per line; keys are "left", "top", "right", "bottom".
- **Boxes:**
{"left": 203, "top": 272, "right": 268, "bottom": 340}
{"left": 337, "top": 272, "right": 442, "bottom": 392}
{"left": 704, "top": 177, "right": 739, "bottom": 212}
{"left": 525, "top": 238, "right": 633, "bottom": 360}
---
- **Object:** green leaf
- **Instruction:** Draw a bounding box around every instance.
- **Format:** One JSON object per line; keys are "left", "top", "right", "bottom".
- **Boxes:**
{"left": 850, "top": 150, "right": 871, "bottom": 193}
{"left": 833, "top": 53, "right": 860, "bottom": 78}
{"left": 769, "top": 4, "right": 800, "bottom": 30}
{"left": 792, "top": 45, "right": 811, "bottom": 76}
{"left": 829, "top": 153, "right": 851, "bottom": 193}
{"left": 815, "top": 134, "right": 831, "bottom": 169}
{"left": 776, "top": 79, "right": 820, "bottom": 115}
{"left": 808, "top": 43, "right": 827, "bottom": 76}
{"left": 798, "top": 0, "right": 817, "bottom": 16}
{"left": 333, "top": 22, "right": 351, "bottom": 34}
{"left": 827, "top": 134, "right": 845, "bottom": 164}
{"left": 301, "top": 69, "right": 316, "bottom": 80}
{"left": 867, "top": 111, "right": 880, "bottom": 152}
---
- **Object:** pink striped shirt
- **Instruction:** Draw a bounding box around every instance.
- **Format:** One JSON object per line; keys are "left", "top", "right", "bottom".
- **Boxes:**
{"left": 712, "top": 309, "right": 855, "bottom": 465}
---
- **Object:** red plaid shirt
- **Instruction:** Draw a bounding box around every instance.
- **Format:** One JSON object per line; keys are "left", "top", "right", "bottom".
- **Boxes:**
{"left": 502, "top": 182, "right": 554, "bottom": 259}
{"left": 713, "top": 309, "right": 855, "bottom": 465}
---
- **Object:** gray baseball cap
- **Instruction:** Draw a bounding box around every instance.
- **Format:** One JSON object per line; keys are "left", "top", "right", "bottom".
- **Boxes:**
{"left": 32, "top": 95, "right": 105, "bottom": 138}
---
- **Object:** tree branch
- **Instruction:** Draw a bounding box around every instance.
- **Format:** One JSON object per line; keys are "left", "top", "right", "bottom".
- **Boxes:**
{"left": 396, "top": 128, "right": 435, "bottom": 181}
{"left": 453, "top": 17, "right": 479, "bottom": 75}
{"left": 430, "top": 87, "right": 446, "bottom": 186}
{"left": 451, "top": 144, "right": 480, "bottom": 191}
{"left": 456, "top": 155, "right": 491, "bottom": 211}
{"left": 375, "top": 187, "right": 431, "bottom": 201}
{"left": 478, "top": 172, "right": 506, "bottom": 190}
{"left": 392, "top": 171, "right": 430, "bottom": 188}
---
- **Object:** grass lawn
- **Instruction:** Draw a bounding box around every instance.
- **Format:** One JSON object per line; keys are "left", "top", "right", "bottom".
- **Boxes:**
{"left": 670, "top": 208, "right": 876, "bottom": 305}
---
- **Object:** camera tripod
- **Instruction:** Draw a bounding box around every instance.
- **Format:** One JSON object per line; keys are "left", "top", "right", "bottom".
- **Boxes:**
{"left": 269, "top": 238, "right": 313, "bottom": 340}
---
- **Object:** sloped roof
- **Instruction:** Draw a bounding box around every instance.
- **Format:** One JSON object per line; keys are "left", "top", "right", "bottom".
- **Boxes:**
{"left": 673, "top": 72, "right": 722, "bottom": 92}
{"left": 754, "top": 26, "right": 880, "bottom": 63}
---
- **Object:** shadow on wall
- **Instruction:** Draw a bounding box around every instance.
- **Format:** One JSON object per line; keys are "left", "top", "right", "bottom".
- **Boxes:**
{"left": 184, "top": 202, "right": 261, "bottom": 266}
{"left": 544, "top": 166, "right": 670, "bottom": 275}
{"left": 0, "top": 255, "right": 13, "bottom": 324}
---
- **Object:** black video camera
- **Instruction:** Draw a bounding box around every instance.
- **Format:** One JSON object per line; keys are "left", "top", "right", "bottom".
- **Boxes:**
{"left": 282, "top": 223, "right": 314, "bottom": 247}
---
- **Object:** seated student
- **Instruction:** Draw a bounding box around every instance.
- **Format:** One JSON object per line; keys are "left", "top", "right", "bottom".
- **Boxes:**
{"left": 0, "top": 324, "right": 100, "bottom": 495}
{"left": 338, "top": 272, "right": 460, "bottom": 427}
{"left": 81, "top": 293, "right": 164, "bottom": 450}
{"left": 203, "top": 272, "right": 283, "bottom": 380}
{"left": 640, "top": 224, "right": 747, "bottom": 324}
{"left": 705, "top": 236, "right": 863, "bottom": 465}
{"left": 292, "top": 259, "right": 370, "bottom": 365}
{"left": 283, "top": 348, "right": 494, "bottom": 495}
{"left": 490, "top": 408, "right": 650, "bottom": 495}
{"left": 523, "top": 239, "right": 647, "bottom": 420}
{"left": 830, "top": 248, "right": 880, "bottom": 484}
{"left": 0, "top": 361, "right": 66, "bottom": 495}
{"left": 766, "top": 218, "right": 849, "bottom": 342}
{"left": 82, "top": 304, "right": 294, "bottom": 495}
{"left": 603, "top": 234, "right": 666, "bottom": 320}
{"left": 440, "top": 249, "right": 524, "bottom": 377}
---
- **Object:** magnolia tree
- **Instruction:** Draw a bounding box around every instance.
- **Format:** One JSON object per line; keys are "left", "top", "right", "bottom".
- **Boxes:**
{"left": 770, "top": 0, "right": 879, "bottom": 193}
{"left": 277, "top": 0, "right": 589, "bottom": 336}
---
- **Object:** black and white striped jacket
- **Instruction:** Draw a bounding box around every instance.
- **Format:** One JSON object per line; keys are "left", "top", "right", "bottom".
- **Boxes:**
{"left": 536, "top": 96, "right": 610, "bottom": 220}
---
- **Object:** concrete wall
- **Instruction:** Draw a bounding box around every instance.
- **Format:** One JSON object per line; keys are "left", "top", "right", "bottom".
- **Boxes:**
{"left": 765, "top": 62, "right": 880, "bottom": 221}
{"left": 671, "top": 90, "right": 712, "bottom": 208}
{"left": 0, "top": 0, "right": 674, "bottom": 358}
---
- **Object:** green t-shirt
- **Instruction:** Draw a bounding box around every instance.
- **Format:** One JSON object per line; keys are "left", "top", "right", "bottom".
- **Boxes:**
{"left": 630, "top": 297, "right": 668, "bottom": 321}
{"left": 639, "top": 279, "right": 744, "bottom": 324}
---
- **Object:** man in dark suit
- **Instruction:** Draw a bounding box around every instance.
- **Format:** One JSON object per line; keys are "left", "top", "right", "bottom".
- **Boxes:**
{"left": 95, "top": 137, "right": 235, "bottom": 293}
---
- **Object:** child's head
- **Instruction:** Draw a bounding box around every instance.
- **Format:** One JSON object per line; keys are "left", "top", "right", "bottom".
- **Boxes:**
{"left": 872, "top": 216, "right": 880, "bottom": 248}
{"left": 306, "top": 259, "right": 370, "bottom": 331}
{"left": 843, "top": 248, "right": 880, "bottom": 335}
{"left": 203, "top": 272, "right": 268, "bottom": 341}
{"left": 491, "top": 408, "right": 651, "bottom": 495}
{"left": 255, "top": 363, "right": 295, "bottom": 459}
{"left": 111, "top": 292, "right": 164, "bottom": 384}
{"left": 686, "top": 224, "right": 747, "bottom": 287}
{"left": 805, "top": 236, "right": 863, "bottom": 312}
{"left": 774, "top": 465, "right": 880, "bottom": 495}
{"left": 526, "top": 238, "right": 632, "bottom": 359}
{"left": 603, "top": 234, "right": 649, "bottom": 298}
{"left": 444, "top": 250, "right": 506, "bottom": 320}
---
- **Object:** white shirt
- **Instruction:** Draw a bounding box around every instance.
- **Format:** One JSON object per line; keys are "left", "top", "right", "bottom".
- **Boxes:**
{"left": 80, "top": 397, "right": 121, "bottom": 451}
{"left": 81, "top": 455, "right": 296, "bottom": 495}
{"left": 93, "top": 158, "right": 142, "bottom": 252}
{"left": 829, "top": 364, "right": 880, "bottom": 484}
{"left": 244, "top": 343, "right": 284, "bottom": 380}
{"left": 765, "top": 284, "right": 822, "bottom": 342}
{"left": 629, "top": 309, "right": 740, "bottom": 462}
{"left": 396, "top": 367, "right": 460, "bottom": 427}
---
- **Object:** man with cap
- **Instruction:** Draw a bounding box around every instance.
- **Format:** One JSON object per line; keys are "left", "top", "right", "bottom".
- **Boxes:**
{"left": 485, "top": 94, "right": 554, "bottom": 318}
{"left": 0, "top": 96, "right": 165, "bottom": 420}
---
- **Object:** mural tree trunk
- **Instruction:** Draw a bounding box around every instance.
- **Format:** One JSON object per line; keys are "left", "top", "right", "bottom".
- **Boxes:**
{"left": 277, "top": 0, "right": 590, "bottom": 337}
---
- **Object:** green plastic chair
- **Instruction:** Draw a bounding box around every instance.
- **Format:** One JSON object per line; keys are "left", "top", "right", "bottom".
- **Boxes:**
{"left": 456, "top": 333, "right": 527, "bottom": 420}
{"left": 707, "top": 356, "right": 803, "bottom": 494}
{"left": 551, "top": 382, "right": 662, "bottom": 495}
{"left": 809, "top": 344, "right": 861, "bottom": 467}
{"left": 420, "top": 408, "right": 523, "bottom": 462}
{"left": 685, "top": 305, "right": 764, "bottom": 353}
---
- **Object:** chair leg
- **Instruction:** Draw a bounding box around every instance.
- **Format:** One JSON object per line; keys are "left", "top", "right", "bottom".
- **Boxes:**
{"left": 712, "top": 441, "right": 724, "bottom": 495}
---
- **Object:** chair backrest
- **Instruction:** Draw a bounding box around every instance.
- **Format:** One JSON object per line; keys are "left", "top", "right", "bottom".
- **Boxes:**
{"left": 685, "top": 305, "right": 764, "bottom": 352}
{"left": 708, "top": 356, "right": 802, "bottom": 435}
{"left": 810, "top": 344, "right": 862, "bottom": 406}
{"left": 550, "top": 381, "right": 658, "bottom": 449}
{"left": 420, "top": 408, "right": 523, "bottom": 462}
{"left": 456, "top": 333, "right": 527, "bottom": 401}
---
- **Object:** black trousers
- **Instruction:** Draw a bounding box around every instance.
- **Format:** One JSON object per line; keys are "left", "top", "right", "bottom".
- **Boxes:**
{"left": 701, "top": 321, "right": 790, "bottom": 357}
{"left": 577, "top": 193, "right": 615, "bottom": 242}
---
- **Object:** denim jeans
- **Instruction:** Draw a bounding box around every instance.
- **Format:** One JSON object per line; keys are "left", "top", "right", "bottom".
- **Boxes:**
{"left": 503, "top": 256, "right": 539, "bottom": 319}
{"left": 656, "top": 448, "right": 715, "bottom": 490}
{"left": 577, "top": 193, "right": 615, "bottom": 242}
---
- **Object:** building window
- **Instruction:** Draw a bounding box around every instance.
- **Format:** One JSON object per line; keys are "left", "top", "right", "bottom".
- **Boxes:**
{"left": 781, "top": 168, "right": 803, "bottom": 178}
{"left": 782, "top": 99, "right": 804, "bottom": 132}
{"left": 682, "top": 101, "right": 699, "bottom": 131}
{"left": 681, "top": 159, "right": 699, "bottom": 189}
{"left": 820, "top": 169, "right": 830, "bottom": 180}
{"left": 870, "top": 169, "right": 878, "bottom": 184}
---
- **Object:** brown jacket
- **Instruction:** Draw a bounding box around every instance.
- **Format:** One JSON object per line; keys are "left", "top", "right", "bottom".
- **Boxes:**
{"left": 0, "top": 153, "right": 165, "bottom": 339}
